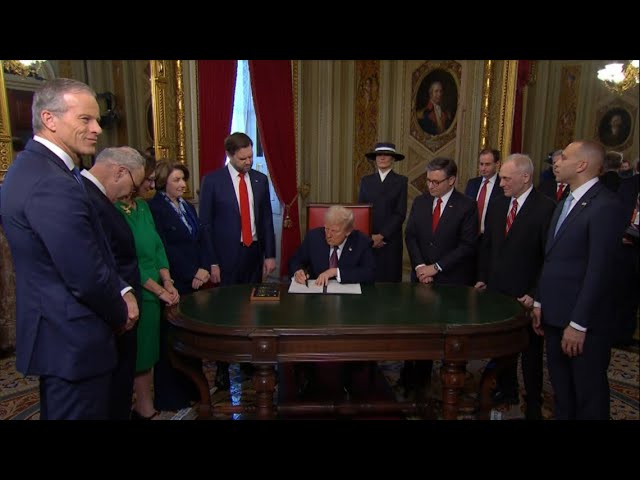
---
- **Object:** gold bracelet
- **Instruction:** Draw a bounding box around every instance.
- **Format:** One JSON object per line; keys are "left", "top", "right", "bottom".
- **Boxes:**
{"left": 163, "top": 278, "right": 174, "bottom": 284}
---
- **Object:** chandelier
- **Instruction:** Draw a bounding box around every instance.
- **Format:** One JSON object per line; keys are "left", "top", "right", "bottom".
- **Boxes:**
{"left": 597, "top": 60, "right": 639, "bottom": 94}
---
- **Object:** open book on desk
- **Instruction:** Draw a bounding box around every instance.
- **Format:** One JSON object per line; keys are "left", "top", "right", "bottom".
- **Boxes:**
{"left": 288, "top": 279, "right": 362, "bottom": 294}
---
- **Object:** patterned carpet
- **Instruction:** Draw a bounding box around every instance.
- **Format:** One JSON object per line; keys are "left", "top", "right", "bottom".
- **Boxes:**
{"left": 1, "top": 347, "right": 638, "bottom": 420}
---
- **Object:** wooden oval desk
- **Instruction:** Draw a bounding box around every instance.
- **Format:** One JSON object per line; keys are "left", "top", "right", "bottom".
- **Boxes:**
{"left": 166, "top": 283, "right": 528, "bottom": 419}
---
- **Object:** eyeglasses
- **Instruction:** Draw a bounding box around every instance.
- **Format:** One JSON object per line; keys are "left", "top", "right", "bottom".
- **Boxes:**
{"left": 426, "top": 176, "right": 451, "bottom": 186}
{"left": 125, "top": 168, "right": 140, "bottom": 194}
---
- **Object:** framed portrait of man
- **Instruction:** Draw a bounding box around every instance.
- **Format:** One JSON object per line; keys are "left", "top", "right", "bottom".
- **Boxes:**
{"left": 597, "top": 105, "right": 633, "bottom": 149}
{"left": 410, "top": 61, "right": 461, "bottom": 152}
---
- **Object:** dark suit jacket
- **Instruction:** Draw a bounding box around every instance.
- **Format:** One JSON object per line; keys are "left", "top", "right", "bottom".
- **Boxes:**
{"left": 0, "top": 140, "right": 126, "bottom": 381}
{"left": 477, "top": 189, "right": 556, "bottom": 298}
{"left": 538, "top": 178, "right": 570, "bottom": 204}
{"left": 83, "top": 178, "right": 140, "bottom": 297}
{"left": 405, "top": 189, "right": 478, "bottom": 286}
{"left": 464, "top": 175, "right": 504, "bottom": 204}
{"left": 148, "top": 194, "right": 213, "bottom": 295}
{"left": 288, "top": 227, "right": 375, "bottom": 284}
{"left": 199, "top": 167, "right": 275, "bottom": 277}
{"left": 358, "top": 170, "right": 408, "bottom": 282}
{"left": 538, "top": 182, "right": 627, "bottom": 332}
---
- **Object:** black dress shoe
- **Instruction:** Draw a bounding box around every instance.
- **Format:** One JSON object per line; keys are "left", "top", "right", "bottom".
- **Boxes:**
{"left": 214, "top": 362, "right": 231, "bottom": 391}
{"left": 491, "top": 388, "right": 519, "bottom": 405}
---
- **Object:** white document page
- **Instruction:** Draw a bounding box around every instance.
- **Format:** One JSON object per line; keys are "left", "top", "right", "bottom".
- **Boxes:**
{"left": 288, "top": 279, "right": 324, "bottom": 294}
{"left": 326, "top": 280, "right": 361, "bottom": 294}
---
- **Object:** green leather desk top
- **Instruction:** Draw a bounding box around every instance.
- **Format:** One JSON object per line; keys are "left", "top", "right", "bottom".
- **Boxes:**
{"left": 174, "top": 283, "right": 523, "bottom": 333}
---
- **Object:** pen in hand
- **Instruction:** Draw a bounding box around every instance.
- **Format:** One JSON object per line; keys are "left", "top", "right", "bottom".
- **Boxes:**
{"left": 304, "top": 269, "right": 310, "bottom": 287}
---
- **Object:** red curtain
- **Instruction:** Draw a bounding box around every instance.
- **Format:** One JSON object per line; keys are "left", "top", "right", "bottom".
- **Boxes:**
{"left": 197, "top": 60, "right": 237, "bottom": 178}
{"left": 248, "top": 60, "right": 300, "bottom": 276}
{"left": 511, "top": 60, "right": 532, "bottom": 154}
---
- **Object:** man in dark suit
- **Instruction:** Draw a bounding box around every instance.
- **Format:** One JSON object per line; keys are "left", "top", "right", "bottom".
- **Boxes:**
{"left": 475, "top": 154, "right": 556, "bottom": 419}
{"left": 81, "top": 146, "right": 146, "bottom": 420}
{"left": 464, "top": 148, "right": 504, "bottom": 234}
{"left": 533, "top": 140, "right": 627, "bottom": 420}
{"left": 404, "top": 157, "right": 478, "bottom": 396}
{"left": 0, "top": 78, "right": 138, "bottom": 419}
{"left": 289, "top": 205, "right": 375, "bottom": 397}
{"left": 199, "top": 132, "right": 276, "bottom": 390}
{"left": 538, "top": 150, "right": 570, "bottom": 204}
{"left": 358, "top": 142, "right": 408, "bottom": 283}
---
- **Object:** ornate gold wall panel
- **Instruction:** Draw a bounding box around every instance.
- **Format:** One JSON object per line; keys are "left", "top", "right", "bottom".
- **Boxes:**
{"left": 554, "top": 65, "right": 581, "bottom": 149}
{"left": 480, "top": 60, "right": 517, "bottom": 158}
{"left": 352, "top": 60, "right": 380, "bottom": 199}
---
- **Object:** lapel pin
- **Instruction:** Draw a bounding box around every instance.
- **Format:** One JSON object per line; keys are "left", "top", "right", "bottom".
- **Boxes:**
{"left": 348, "top": 247, "right": 352, "bottom": 252}
{"left": 581, "top": 202, "right": 587, "bottom": 206}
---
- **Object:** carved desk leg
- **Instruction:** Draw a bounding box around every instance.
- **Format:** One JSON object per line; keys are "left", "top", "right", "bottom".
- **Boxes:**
{"left": 252, "top": 364, "right": 277, "bottom": 419}
{"left": 168, "top": 348, "right": 211, "bottom": 419}
{"left": 440, "top": 361, "right": 466, "bottom": 420}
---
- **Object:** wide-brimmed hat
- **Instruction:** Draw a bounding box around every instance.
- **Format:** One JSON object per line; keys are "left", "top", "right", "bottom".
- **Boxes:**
{"left": 365, "top": 142, "right": 405, "bottom": 161}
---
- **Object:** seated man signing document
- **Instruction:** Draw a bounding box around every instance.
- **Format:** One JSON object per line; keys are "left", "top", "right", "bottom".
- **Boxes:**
{"left": 289, "top": 205, "right": 375, "bottom": 286}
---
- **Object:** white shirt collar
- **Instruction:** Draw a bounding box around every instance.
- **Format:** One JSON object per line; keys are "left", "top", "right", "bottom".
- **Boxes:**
{"left": 378, "top": 168, "right": 392, "bottom": 182}
{"left": 33, "top": 135, "right": 75, "bottom": 171}
{"left": 512, "top": 185, "right": 533, "bottom": 211}
{"left": 80, "top": 169, "right": 106, "bottom": 195}
{"left": 569, "top": 177, "right": 599, "bottom": 204}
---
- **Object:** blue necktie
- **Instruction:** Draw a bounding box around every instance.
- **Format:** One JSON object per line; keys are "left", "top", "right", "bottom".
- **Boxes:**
{"left": 72, "top": 167, "right": 83, "bottom": 184}
{"left": 554, "top": 193, "right": 574, "bottom": 237}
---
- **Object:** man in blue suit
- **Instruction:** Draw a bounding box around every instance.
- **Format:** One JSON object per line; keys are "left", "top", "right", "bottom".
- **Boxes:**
{"left": 533, "top": 140, "right": 627, "bottom": 420}
{"left": 0, "top": 79, "right": 138, "bottom": 419}
{"left": 199, "top": 132, "right": 276, "bottom": 389}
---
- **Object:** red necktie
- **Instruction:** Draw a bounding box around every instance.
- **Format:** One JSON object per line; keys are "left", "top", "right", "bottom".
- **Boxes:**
{"left": 432, "top": 197, "right": 442, "bottom": 233}
{"left": 505, "top": 199, "right": 518, "bottom": 235}
{"left": 238, "top": 172, "right": 252, "bottom": 247}
{"left": 556, "top": 183, "right": 566, "bottom": 202}
{"left": 477, "top": 179, "right": 489, "bottom": 226}
{"left": 329, "top": 246, "right": 339, "bottom": 269}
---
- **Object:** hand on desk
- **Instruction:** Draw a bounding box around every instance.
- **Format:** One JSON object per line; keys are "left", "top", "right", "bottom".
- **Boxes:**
{"left": 316, "top": 268, "right": 338, "bottom": 286}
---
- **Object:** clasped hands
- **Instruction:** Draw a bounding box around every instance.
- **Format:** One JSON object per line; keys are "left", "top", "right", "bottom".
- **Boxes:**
{"left": 192, "top": 268, "right": 210, "bottom": 290}
{"left": 416, "top": 264, "right": 438, "bottom": 284}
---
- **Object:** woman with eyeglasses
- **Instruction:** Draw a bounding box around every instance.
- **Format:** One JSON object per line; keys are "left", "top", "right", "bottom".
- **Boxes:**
{"left": 147, "top": 159, "right": 212, "bottom": 412}
{"left": 115, "top": 152, "right": 180, "bottom": 420}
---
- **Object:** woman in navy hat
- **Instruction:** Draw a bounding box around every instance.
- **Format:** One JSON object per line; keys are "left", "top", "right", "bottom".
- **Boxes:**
{"left": 358, "top": 142, "right": 408, "bottom": 282}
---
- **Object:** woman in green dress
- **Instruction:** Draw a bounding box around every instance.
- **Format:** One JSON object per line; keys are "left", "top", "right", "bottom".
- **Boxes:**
{"left": 115, "top": 155, "right": 179, "bottom": 419}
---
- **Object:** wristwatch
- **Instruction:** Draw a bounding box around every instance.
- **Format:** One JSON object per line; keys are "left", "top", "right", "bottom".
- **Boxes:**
{"left": 433, "top": 263, "right": 442, "bottom": 273}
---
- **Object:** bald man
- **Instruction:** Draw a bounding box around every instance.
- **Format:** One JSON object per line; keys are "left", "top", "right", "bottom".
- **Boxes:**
{"left": 533, "top": 141, "right": 627, "bottom": 420}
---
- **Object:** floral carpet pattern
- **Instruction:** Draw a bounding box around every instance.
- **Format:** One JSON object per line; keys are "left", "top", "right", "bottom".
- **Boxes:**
{"left": 1, "top": 347, "right": 638, "bottom": 420}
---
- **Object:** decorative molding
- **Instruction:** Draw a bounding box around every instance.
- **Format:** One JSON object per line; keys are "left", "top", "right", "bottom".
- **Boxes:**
{"left": 352, "top": 60, "right": 380, "bottom": 198}
{"left": 497, "top": 60, "right": 518, "bottom": 156}
{"left": 0, "top": 62, "right": 13, "bottom": 183}
{"left": 479, "top": 60, "right": 493, "bottom": 151}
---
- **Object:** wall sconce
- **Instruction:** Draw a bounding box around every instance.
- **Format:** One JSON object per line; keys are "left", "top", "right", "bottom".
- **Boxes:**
{"left": 597, "top": 60, "right": 639, "bottom": 94}
{"left": 96, "top": 92, "right": 120, "bottom": 129}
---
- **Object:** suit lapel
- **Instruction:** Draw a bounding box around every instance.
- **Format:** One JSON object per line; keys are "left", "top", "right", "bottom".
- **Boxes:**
{"left": 547, "top": 183, "right": 600, "bottom": 252}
